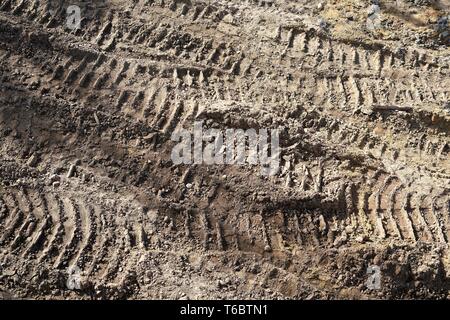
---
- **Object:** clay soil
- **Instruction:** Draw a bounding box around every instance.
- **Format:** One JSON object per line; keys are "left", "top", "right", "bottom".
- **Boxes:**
{"left": 0, "top": 0, "right": 449, "bottom": 299}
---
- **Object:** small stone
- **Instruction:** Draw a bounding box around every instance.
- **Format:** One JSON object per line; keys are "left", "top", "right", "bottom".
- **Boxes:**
{"left": 373, "top": 255, "right": 382, "bottom": 265}
{"left": 185, "top": 183, "right": 193, "bottom": 189}
{"left": 28, "top": 80, "right": 40, "bottom": 90}
{"left": 67, "top": 164, "right": 76, "bottom": 178}
{"left": 367, "top": 4, "right": 380, "bottom": 16}
{"left": 27, "top": 154, "right": 39, "bottom": 167}
{"left": 217, "top": 278, "right": 230, "bottom": 288}
{"left": 264, "top": 245, "right": 272, "bottom": 252}
{"left": 94, "top": 112, "right": 100, "bottom": 125}
{"left": 318, "top": 18, "right": 328, "bottom": 29}
{"left": 318, "top": 215, "right": 327, "bottom": 232}
{"left": 345, "top": 225, "right": 354, "bottom": 234}
{"left": 443, "top": 101, "right": 450, "bottom": 113}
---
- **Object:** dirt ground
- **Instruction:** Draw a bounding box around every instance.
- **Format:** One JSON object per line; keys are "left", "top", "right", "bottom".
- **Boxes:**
{"left": 0, "top": 0, "right": 449, "bottom": 299}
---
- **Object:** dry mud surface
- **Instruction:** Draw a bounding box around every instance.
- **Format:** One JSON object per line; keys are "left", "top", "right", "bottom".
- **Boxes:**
{"left": 0, "top": 0, "right": 449, "bottom": 299}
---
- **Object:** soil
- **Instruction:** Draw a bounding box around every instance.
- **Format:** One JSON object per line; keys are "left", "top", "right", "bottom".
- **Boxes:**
{"left": 0, "top": 0, "right": 449, "bottom": 299}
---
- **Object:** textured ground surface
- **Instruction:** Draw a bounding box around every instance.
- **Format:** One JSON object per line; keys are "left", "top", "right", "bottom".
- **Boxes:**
{"left": 0, "top": 0, "right": 449, "bottom": 299}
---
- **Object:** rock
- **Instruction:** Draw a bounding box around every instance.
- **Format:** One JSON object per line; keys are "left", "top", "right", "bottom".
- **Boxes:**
{"left": 217, "top": 278, "right": 231, "bottom": 288}
{"left": 318, "top": 215, "right": 327, "bottom": 232}
{"left": 367, "top": 4, "right": 380, "bottom": 16}
{"left": 94, "top": 112, "right": 100, "bottom": 125}
{"left": 318, "top": 18, "right": 328, "bottom": 30}
{"left": 345, "top": 225, "right": 354, "bottom": 235}
{"left": 373, "top": 254, "right": 382, "bottom": 265}
{"left": 27, "top": 154, "right": 39, "bottom": 167}
{"left": 285, "top": 173, "right": 293, "bottom": 187}
{"left": 443, "top": 101, "right": 450, "bottom": 113}
{"left": 435, "top": 16, "right": 448, "bottom": 31}
{"left": 67, "top": 164, "right": 76, "bottom": 178}
{"left": 28, "top": 80, "right": 40, "bottom": 90}
{"left": 366, "top": 4, "right": 381, "bottom": 30}
{"left": 223, "top": 14, "right": 235, "bottom": 25}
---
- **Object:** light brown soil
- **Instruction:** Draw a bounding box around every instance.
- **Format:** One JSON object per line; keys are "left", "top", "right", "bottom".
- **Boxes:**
{"left": 0, "top": 0, "right": 449, "bottom": 299}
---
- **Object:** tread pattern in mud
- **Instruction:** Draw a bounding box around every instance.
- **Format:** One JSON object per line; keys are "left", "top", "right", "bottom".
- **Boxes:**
{"left": 0, "top": 0, "right": 449, "bottom": 299}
